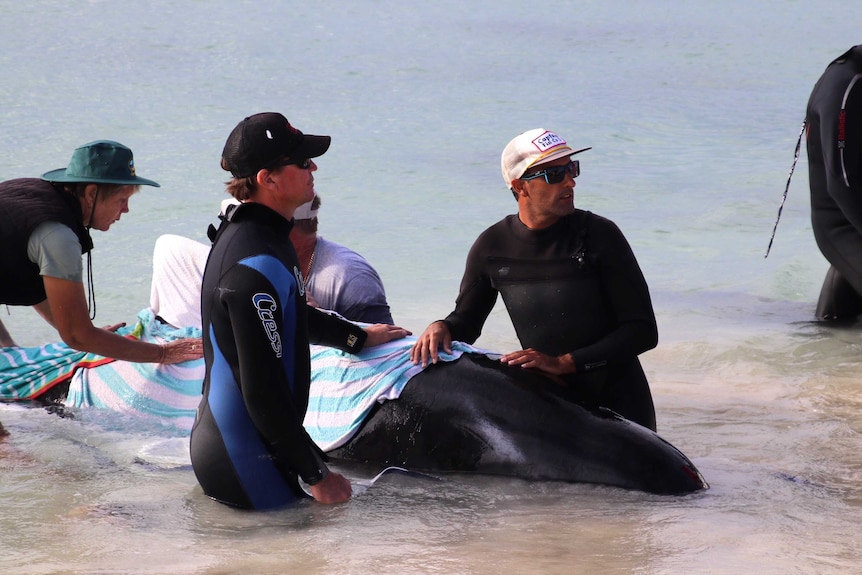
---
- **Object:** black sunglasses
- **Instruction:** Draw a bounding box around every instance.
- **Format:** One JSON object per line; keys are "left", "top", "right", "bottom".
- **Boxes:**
{"left": 521, "top": 160, "right": 580, "bottom": 184}
{"left": 268, "top": 157, "right": 313, "bottom": 171}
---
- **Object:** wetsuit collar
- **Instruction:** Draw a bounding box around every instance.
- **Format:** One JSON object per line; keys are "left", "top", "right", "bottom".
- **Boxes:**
{"left": 511, "top": 211, "right": 578, "bottom": 242}
{"left": 208, "top": 200, "right": 294, "bottom": 245}
{"left": 230, "top": 201, "right": 295, "bottom": 231}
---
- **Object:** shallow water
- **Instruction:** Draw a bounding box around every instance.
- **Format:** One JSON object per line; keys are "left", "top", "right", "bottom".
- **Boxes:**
{"left": 2, "top": 1, "right": 862, "bottom": 573}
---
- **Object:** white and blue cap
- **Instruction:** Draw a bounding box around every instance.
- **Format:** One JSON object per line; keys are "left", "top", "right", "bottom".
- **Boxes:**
{"left": 218, "top": 194, "right": 319, "bottom": 220}
{"left": 500, "top": 129, "right": 590, "bottom": 188}
{"left": 293, "top": 194, "right": 319, "bottom": 220}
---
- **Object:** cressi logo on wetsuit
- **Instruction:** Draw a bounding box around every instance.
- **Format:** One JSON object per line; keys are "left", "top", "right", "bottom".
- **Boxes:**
{"left": 252, "top": 292, "right": 282, "bottom": 357}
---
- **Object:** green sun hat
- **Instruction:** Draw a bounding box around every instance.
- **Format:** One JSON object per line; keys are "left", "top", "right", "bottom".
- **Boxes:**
{"left": 41, "top": 140, "right": 160, "bottom": 187}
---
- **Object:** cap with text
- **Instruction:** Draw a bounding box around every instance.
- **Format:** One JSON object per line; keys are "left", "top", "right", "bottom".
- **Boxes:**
{"left": 500, "top": 129, "right": 591, "bottom": 188}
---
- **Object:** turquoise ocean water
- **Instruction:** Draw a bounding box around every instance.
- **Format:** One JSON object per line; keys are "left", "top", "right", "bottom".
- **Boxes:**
{"left": 1, "top": 1, "right": 860, "bottom": 573}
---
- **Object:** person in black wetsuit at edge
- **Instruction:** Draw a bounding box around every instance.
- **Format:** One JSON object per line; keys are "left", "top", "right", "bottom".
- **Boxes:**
{"left": 806, "top": 45, "right": 862, "bottom": 321}
{"left": 190, "top": 112, "right": 410, "bottom": 510}
{"left": 410, "top": 128, "right": 659, "bottom": 431}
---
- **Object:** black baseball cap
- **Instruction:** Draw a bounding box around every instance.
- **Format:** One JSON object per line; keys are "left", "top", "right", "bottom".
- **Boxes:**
{"left": 221, "top": 112, "right": 331, "bottom": 178}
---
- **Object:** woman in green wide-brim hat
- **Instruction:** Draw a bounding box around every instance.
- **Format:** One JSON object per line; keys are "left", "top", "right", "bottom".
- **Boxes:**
{"left": 0, "top": 140, "right": 202, "bottom": 366}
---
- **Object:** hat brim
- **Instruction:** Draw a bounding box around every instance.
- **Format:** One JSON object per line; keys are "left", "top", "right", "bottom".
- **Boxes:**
{"left": 41, "top": 168, "right": 160, "bottom": 187}
{"left": 294, "top": 134, "right": 331, "bottom": 159}
{"left": 527, "top": 146, "right": 593, "bottom": 172}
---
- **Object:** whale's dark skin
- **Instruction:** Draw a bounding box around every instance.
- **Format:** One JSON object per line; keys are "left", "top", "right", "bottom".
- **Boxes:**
{"left": 328, "top": 354, "right": 707, "bottom": 495}
{"left": 25, "top": 353, "right": 707, "bottom": 495}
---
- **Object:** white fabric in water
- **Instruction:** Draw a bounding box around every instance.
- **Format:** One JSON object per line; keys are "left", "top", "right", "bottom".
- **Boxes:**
{"left": 149, "top": 234, "right": 209, "bottom": 329}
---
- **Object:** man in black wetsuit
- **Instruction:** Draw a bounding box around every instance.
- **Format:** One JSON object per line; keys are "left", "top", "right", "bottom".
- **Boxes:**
{"left": 410, "top": 128, "right": 659, "bottom": 431}
{"left": 190, "top": 112, "right": 410, "bottom": 509}
{"left": 806, "top": 45, "right": 862, "bottom": 321}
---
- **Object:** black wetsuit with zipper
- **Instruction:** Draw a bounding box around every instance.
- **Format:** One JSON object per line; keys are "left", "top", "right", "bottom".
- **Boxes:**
{"left": 443, "top": 210, "right": 658, "bottom": 431}
{"left": 807, "top": 45, "right": 862, "bottom": 320}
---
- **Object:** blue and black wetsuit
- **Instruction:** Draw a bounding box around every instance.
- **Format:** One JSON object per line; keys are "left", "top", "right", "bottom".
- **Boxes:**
{"left": 442, "top": 210, "right": 658, "bottom": 431}
{"left": 808, "top": 45, "right": 862, "bottom": 320}
{"left": 190, "top": 202, "right": 366, "bottom": 509}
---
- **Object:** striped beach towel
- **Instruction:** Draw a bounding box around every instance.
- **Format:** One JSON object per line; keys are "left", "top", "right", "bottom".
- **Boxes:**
{"left": 65, "top": 309, "right": 203, "bottom": 432}
{"left": 2, "top": 308, "right": 487, "bottom": 450}
{"left": 305, "top": 338, "right": 484, "bottom": 451}
{"left": 0, "top": 338, "right": 116, "bottom": 401}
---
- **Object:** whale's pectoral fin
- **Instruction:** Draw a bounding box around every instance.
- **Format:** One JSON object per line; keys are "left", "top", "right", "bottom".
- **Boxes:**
{"left": 353, "top": 466, "right": 442, "bottom": 495}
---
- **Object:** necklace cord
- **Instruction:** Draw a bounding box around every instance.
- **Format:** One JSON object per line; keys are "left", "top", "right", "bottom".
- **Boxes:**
{"left": 85, "top": 187, "right": 99, "bottom": 320}
{"left": 303, "top": 241, "right": 317, "bottom": 286}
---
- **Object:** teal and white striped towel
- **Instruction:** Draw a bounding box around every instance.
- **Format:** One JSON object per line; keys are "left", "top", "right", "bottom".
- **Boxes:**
{"left": 65, "top": 309, "right": 204, "bottom": 432}
{"left": 0, "top": 343, "right": 88, "bottom": 400}
{"left": 305, "top": 338, "right": 485, "bottom": 451}
{"left": 4, "top": 308, "right": 487, "bottom": 450}
{"left": 63, "top": 309, "right": 488, "bottom": 450}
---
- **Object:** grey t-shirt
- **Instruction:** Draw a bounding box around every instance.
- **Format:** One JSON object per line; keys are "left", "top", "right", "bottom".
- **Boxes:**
{"left": 305, "top": 236, "right": 393, "bottom": 325}
{"left": 27, "top": 221, "right": 84, "bottom": 282}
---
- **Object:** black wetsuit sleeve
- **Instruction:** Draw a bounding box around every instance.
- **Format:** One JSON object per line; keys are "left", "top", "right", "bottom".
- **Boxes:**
{"left": 442, "top": 238, "right": 499, "bottom": 344}
{"left": 306, "top": 306, "right": 368, "bottom": 352}
{"left": 568, "top": 220, "right": 658, "bottom": 371}
{"left": 221, "top": 265, "right": 328, "bottom": 484}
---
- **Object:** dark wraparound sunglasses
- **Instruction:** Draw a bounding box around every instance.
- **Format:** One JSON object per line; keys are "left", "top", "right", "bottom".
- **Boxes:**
{"left": 521, "top": 160, "right": 580, "bottom": 184}
{"left": 268, "top": 157, "right": 313, "bottom": 171}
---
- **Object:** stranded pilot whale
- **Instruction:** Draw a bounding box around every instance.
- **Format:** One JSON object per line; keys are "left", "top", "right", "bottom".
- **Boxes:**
{"left": 5, "top": 335, "right": 707, "bottom": 496}
{"left": 329, "top": 353, "right": 707, "bottom": 495}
